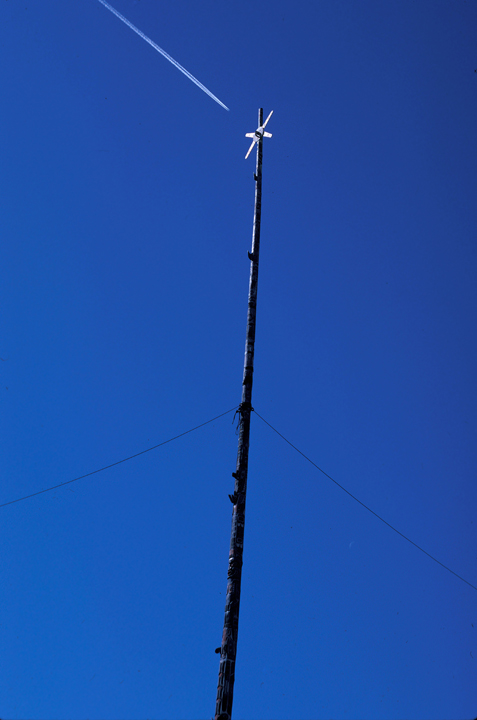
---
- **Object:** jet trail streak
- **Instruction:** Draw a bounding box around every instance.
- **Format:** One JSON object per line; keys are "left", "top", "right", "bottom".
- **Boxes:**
{"left": 96, "top": 0, "right": 229, "bottom": 111}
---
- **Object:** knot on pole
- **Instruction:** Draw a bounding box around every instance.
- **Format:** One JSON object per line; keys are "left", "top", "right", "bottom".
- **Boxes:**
{"left": 227, "top": 555, "right": 243, "bottom": 579}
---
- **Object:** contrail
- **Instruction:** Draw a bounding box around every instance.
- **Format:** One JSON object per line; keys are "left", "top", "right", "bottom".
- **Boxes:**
{"left": 96, "top": 0, "right": 229, "bottom": 111}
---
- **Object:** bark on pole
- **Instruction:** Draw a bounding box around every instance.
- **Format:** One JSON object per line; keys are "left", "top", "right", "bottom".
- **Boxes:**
{"left": 214, "top": 108, "right": 264, "bottom": 720}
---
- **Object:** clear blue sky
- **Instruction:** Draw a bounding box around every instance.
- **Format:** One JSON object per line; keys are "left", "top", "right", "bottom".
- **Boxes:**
{"left": 1, "top": 1, "right": 476, "bottom": 718}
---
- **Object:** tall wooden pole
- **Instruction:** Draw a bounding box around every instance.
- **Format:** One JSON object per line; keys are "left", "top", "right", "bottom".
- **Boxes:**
{"left": 214, "top": 108, "right": 264, "bottom": 720}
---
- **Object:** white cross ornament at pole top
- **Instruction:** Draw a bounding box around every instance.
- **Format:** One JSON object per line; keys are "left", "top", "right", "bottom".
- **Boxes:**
{"left": 245, "top": 110, "right": 273, "bottom": 159}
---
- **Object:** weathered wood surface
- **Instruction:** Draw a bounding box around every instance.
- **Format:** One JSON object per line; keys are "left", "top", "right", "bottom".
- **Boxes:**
{"left": 214, "top": 108, "right": 264, "bottom": 720}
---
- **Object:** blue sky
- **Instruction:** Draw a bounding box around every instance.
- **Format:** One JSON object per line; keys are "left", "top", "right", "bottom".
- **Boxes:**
{"left": 1, "top": 1, "right": 476, "bottom": 718}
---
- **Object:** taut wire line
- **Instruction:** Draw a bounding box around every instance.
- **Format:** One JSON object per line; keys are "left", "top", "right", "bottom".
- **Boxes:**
{"left": 253, "top": 409, "right": 477, "bottom": 593}
{"left": 0, "top": 406, "right": 238, "bottom": 509}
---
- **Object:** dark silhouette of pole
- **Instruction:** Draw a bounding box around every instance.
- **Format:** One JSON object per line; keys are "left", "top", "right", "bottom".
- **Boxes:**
{"left": 214, "top": 108, "right": 265, "bottom": 720}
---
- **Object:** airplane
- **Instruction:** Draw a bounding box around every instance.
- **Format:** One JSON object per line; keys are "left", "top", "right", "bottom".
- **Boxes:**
{"left": 245, "top": 110, "right": 273, "bottom": 159}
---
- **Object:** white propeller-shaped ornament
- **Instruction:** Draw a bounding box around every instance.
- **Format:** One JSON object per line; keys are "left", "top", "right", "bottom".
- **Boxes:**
{"left": 245, "top": 110, "right": 274, "bottom": 159}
